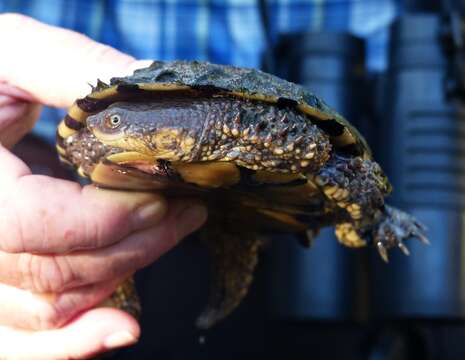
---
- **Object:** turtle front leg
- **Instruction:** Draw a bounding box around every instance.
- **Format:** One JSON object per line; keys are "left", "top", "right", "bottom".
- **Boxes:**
{"left": 315, "top": 154, "right": 428, "bottom": 261}
{"left": 366, "top": 205, "right": 428, "bottom": 261}
{"left": 334, "top": 205, "right": 428, "bottom": 261}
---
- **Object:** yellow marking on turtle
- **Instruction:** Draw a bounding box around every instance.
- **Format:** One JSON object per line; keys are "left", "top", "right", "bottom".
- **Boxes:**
{"left": 152, "top": 128, "right": 181, "bottom": 151}
{"left": 347, "top": 203, "right": 362, "bottom": 219}
{"left": 332, "top": 188, "right": 349, "bottom": 201}
{"left": 173, "top": 162, "right": 240, "bottom": 188}
{"left": 304, "top": 152, "right": 315, "bottom": 159}
{"left": 57, "top": 120, "right": 77, "bottom": 138}
{"left": 68, "top": 104, "right": 90, "bottom": 122}
{"left": 88, "top": 84, "right": 192, "bottom": 102}
{"left": 92, "top": 129, "right": 151, "bottom": 155}
{"left": 106, "top": 151, "right": 156, "bottom": 164}
{"left": 249, "top": 135, "right": 259, "bottom": 143}
{"left": 323, "top": 185, "right": 339, "bottom": 197}
{"left": 56, "top": 145, "right": 66, "bottom": 156}
{"left": 139, "top": 83, "right": 191, "bottom": 91}
{"left": 296, "top": 103, "right": 334, "bottom": 120}
{"left": 92, "top": 127, "right": 196, "bottom": 161}
{"left": 335, "top": 223, "right": 366, "bottom": 248}
{"left": 228, "top": 92, "right": 282, "bottom": 107}
{"left": 77, "top": 166, "right": 87, "bottom": 178}
{"left": 333, "top": 189, "right": 349, "bottom": 201}
{"left": 88, "top": 87, "right": 119, "bottom": 100}
{"left": 347, "top": 203, "right": 361, "bottom": 212}
{"left": 332, "top": 128, "right": 357, "bottom": 147}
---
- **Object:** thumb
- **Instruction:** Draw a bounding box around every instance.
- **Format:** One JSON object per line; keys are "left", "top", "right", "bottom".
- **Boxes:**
{"left": 0, "top": 13, "right": 151, "bottom": 108}
{"left": 0, "top": 308, "right": 140, "bottom": 360}
{"left": 0, "top": 145, "right": 169, "bottom": 254}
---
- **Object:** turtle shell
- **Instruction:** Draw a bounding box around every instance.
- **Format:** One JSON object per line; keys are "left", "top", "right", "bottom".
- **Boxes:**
{"left": 57, "top": 60, "right": 371, "bottom": 162}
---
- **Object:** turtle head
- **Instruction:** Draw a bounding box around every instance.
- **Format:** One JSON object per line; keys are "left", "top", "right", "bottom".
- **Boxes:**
{"left": 86, "top": 101, "right": 197, "bottom": 161}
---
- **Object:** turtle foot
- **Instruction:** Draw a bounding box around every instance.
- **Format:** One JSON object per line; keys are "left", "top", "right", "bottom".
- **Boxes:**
{"left": 372, "top": 205, "right": 429, "bottom": 262}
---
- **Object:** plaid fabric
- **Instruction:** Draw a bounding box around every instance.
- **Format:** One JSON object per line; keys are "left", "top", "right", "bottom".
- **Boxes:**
{"left": 0, "top": 0, "right": 398, "bottom": 141}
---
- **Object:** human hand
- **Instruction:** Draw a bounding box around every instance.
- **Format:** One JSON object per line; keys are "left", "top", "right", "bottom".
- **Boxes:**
{"left": 0, "top": 13, "right": 207, "bottom": 359}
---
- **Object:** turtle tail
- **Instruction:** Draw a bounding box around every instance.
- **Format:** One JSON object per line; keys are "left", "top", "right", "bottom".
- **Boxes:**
{"left": 196, "top": 226, "right": 264, "bottom": 329}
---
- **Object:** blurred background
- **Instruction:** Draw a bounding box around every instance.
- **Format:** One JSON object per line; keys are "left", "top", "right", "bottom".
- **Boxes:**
{"left": 3, "top": 0, "right": 465, "bottom": 359}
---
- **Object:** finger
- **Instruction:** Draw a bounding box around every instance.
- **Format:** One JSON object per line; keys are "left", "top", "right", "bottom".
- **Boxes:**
{"left": 0, "top": 308, "right": 140, "bottom": 360}
{"left": 0, "top": 98, "right": 41, "bottom": 148}
{"left": 0, "top": 13, "right": 151, "bottom": 108}
{"left": 0, "top": 276, "right": 126, "bottom": 330}
{"left": 0, "top": 199, "right": 207, "bottom": 293}
{"left": 0, "top": 146, "right": 169, "bottom": 253}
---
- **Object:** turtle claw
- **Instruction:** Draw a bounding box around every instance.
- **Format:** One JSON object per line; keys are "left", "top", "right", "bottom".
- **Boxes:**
{"left": 414, "top": 219, "right": 428, "bottom": 231}
{"left": 398, "top": 242, "right": 410, "bottom": 256}
{"left": 416, "top": 232, "right": 430, "bottom": 245}
{"left": 371, "top": 205, "right": 428, "bottom": 261}
{"left": 377, "top": 242, "right": 389, "bottom": 262}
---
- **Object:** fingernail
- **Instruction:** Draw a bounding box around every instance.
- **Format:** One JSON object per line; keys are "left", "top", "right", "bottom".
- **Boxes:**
{"left": 176, "top": 204, "right": 208, "bottom": 240}
{"left": 104, "top": 331, "right": 138, "bottom": 349}
{"left": 133, "top": 201, "right": 165, "bottom": 230}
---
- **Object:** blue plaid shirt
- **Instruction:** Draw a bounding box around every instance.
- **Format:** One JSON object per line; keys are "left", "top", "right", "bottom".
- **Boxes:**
{"left": 0, "top": 0, "right": 399, "bottom": 141}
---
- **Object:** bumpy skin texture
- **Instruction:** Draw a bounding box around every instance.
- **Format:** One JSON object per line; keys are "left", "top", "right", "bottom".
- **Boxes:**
{"left": 85, "top": 97, "right": 332, "bottom": 172}
{"left": 108, "top": 61, "right": 371, "bottom": 158}
{"left": 56, "top": 60, "right": 427, "bottom": 329}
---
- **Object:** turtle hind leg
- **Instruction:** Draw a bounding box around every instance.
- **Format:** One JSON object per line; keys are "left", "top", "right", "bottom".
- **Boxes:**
{"left": 197, "top": 228, "right": 264, "bottom": 329}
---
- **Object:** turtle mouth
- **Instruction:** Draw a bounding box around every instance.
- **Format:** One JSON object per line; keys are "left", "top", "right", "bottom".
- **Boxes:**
{"left": 58, "top": 127, "right": 180, "bottom": 190}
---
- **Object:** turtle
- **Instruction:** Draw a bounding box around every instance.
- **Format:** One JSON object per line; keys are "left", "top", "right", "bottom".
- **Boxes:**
{"left": 56, "top": 60, "right": 428, "bottom": 329}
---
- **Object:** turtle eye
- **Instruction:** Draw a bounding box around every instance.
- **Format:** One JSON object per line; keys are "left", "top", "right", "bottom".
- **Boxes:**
{"left": 106, "top": 114, "right": 122, "bottom": 129}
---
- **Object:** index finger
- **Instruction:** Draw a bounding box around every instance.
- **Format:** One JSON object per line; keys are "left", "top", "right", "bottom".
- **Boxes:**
{"left": 0, "top": 13, "right": 150, "bottom": 108}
